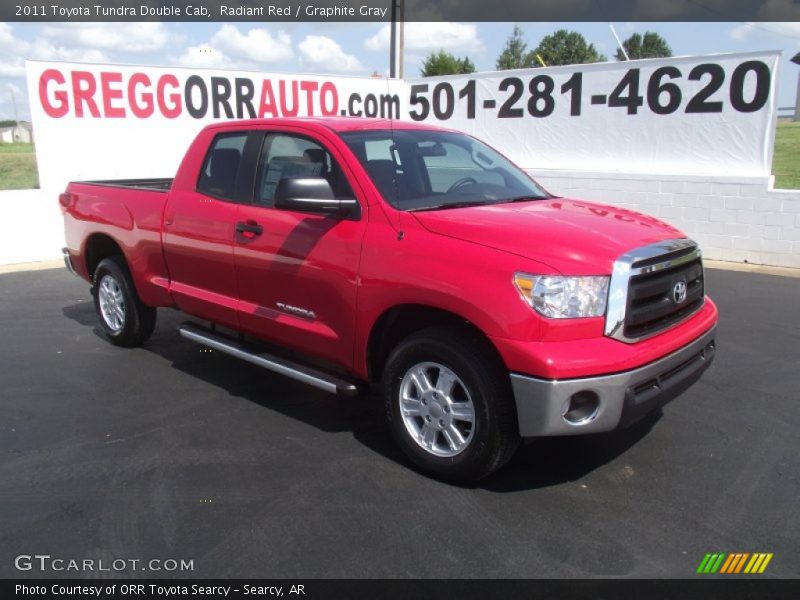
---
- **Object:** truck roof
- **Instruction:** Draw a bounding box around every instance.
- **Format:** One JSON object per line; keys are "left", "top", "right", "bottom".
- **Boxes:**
{"left": 202, "top": 117, "right": 455, "bottom": 134}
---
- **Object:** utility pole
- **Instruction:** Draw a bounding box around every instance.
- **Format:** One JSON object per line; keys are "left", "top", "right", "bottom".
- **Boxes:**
{"left": 389, "top": 1, "right": 397, "bottom": 78}
{"left": 792, "top": 52, "right": 800, "bottom": 122}
{"left": 398, "top": 0, "right": 404, "bottom": 79}
{"left": 389, "top": 0, "right": 404, "bottom": 78}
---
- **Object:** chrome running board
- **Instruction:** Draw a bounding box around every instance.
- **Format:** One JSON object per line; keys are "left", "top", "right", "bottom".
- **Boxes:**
{"left": 177, "top": 322, "right": 361, "bottom": 398}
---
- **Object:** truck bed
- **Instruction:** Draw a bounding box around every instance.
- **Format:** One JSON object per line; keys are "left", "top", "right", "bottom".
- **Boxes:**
{"left": 62, "top": 177, "right": 175, "bottom": 307}
{"left": 72, "top": 178, "right": 173, "bottom": 192}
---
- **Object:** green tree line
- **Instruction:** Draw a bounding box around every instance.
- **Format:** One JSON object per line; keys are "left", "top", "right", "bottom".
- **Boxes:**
{"left": 421, "top": 26, "right": 672, "bottom": 76}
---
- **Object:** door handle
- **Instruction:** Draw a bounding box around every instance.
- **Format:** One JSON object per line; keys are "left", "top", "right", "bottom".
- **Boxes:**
{"left": 235, "top": 220, "right": 263, "bottom": 238}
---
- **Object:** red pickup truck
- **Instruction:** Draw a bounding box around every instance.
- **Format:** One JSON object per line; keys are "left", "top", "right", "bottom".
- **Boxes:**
{"left": 60, "top": 117, "right": 717, "bottom": 482}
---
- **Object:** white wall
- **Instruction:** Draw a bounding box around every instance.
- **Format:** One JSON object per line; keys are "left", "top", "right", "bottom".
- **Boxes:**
{"left": 0, "top": 189, "right": 64, "bottom": 265}
{"left": 1, "top": 174, "right": 799, "bottom": 269}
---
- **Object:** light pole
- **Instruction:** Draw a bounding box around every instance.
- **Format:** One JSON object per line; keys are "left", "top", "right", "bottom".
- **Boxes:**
{"left": 792, "top": 52, "right": 800, "bottom": 122}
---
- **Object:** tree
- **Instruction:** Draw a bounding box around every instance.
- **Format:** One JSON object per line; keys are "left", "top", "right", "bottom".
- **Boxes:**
{"left": 532, "top": 29, "right": 606, "bottom": 66}
{"left": 615, "top": 32, "right": 673, "bottom": 61}
{"left": 460, "top": 56, "right": 476, "bottom": 74}
{"left": 496, "top": 25, "right": 536, "bottom": 70}
{"left": 420, "top": 50, "right": 476, "bottom": 77}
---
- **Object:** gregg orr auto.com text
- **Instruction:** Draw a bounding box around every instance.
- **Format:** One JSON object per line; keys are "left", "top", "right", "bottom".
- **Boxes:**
{"left": 38, "top": 69, "right": 401, "bottom": 120}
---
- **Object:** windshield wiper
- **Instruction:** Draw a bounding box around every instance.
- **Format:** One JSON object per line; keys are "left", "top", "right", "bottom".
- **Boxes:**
{"left": 409, "top": 200, "right": 495, "bottom": 212}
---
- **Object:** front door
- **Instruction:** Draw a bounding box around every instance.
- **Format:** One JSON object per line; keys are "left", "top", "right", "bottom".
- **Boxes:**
{"left": 233, "top": 130, "right": 367, "bottom": 369}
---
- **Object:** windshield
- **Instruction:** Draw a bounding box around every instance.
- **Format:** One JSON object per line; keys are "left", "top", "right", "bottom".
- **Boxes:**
{"left": 338, "top": 129, "right": 551, "bottom": 211}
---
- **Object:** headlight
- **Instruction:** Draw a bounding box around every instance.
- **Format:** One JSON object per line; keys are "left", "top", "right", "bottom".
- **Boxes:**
{"left": 513, "top": 273, "right": 609, "bottom": 319}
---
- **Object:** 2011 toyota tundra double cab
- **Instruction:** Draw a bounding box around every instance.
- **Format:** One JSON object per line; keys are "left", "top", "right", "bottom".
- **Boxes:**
{"left": 60, "top": 117, "right": 717, "bottom": 482}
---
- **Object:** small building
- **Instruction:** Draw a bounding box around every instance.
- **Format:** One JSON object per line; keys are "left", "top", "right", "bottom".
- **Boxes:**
{"left": 0, "top": 122, "right": 33, "bottom": 144}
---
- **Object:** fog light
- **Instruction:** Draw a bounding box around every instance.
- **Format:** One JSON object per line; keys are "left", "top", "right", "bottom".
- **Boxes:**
{"left": 563, "top": 391, "right": 600, "bottom": 425}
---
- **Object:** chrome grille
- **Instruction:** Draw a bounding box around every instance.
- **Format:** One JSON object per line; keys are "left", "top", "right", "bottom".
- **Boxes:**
{"left": 605, "top": 239, "right": 705, "bottom": 343}
{"left": 625, "top": 252, "right": 704, "bottom": 339}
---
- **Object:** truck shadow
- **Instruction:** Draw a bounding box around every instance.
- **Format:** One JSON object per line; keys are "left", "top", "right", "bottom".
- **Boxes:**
{"left": 480, "top": 410, "right": 662, "bottom": 493}
{"left": 62, "top": 300, "right": 663, "bottom": 492}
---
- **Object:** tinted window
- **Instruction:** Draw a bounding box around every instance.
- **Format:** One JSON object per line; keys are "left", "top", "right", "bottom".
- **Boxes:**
{"left": 339, "top": 129, "right": 550, "bottom": 211}
{"left": 197, "top": 133, "right": 248, "bottom": 201}
{"left": 255, "top": 133, "right": 355, "bottom": 207}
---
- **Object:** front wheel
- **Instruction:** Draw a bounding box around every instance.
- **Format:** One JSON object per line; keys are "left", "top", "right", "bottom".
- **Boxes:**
{"left": 383, "top": 327, "right": 519, "bottom": 483}
{"left": 93, "top": 256, "right": 156, "bottom": 347}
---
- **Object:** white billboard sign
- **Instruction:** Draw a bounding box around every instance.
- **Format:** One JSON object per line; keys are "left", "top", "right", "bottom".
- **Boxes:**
{"left": 26, "top": 50, "right": 779, "bottom": 196}
{"left": 405, "top": 50, "right": 780, "bottom": 177}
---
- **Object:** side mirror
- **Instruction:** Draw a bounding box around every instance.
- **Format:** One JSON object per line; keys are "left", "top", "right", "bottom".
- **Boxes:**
{"left": 274, "top": 177, "right": 358, "bottom": 218}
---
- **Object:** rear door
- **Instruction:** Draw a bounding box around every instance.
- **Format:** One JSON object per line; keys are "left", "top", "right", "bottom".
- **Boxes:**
{"left": 163, "top": 130, "right": 261, "bottom": 329}
{"left": 233, "top": 128, "right": 368, "bottom": 369}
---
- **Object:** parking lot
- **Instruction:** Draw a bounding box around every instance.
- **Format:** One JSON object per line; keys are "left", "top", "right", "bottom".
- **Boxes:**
{"left": 1, "top": 266, "right": 798, "bottom": 578}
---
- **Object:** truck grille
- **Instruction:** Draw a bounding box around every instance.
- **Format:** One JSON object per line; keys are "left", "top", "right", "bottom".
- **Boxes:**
{"left": 624, "top": 250, "right": 704, "bottom": 339}
{"left": 605, "top": 239, "right": 705, "bottom": 343}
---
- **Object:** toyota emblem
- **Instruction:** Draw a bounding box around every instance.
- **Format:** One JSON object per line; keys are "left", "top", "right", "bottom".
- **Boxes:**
{"left": 673, "top": 280, "right": 687, "bottom": 304}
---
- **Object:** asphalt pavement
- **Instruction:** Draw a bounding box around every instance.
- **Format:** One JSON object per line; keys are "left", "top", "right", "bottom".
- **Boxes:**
{"left": 1, "top": 266, "right": 798, "bottom": 578}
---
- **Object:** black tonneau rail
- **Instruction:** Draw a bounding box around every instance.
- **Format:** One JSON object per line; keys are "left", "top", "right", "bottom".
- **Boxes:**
{"left": 73, "top": 178, "right": 173, "bottom": 192}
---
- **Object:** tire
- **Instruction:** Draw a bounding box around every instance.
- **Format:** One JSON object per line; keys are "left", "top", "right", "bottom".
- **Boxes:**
{"left": 383, "top": 327, "right": 520, "bottom": 483}
{"left": 92, "top": 256, "right": 156, "bottom": 347}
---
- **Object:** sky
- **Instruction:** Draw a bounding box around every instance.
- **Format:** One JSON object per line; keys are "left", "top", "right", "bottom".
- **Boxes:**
{"left": 0, "top": 20, "right": 799, "bottom": 121}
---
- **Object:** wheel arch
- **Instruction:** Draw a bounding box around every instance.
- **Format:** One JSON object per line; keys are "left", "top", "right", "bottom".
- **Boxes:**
{"left": 365, "top": 303, "right": 508, "bottom": 383}
{"left": 83, "top": 233, "right": 126, "bottom": 282}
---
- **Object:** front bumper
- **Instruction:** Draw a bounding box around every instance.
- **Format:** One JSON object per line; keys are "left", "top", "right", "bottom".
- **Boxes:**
{"left": 510, "top": 326, "right": 716, "bottom": 437}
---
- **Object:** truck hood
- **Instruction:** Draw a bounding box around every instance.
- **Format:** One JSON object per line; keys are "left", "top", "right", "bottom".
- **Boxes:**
{"left": 411, "top": 198, "right": 684, "bottom": 275}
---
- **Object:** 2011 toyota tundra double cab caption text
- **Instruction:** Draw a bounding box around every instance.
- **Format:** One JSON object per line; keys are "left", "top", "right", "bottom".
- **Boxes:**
{"left": 61, "top": 118, "right": 717, "bottom": 482}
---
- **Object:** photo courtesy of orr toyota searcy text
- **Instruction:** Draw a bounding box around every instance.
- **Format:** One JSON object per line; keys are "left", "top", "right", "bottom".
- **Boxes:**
{"left": 15, "top": 584, "right": 295, "bottom": 597}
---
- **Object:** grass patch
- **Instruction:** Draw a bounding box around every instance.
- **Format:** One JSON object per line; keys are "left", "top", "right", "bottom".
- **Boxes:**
{"left": 0, "top": 142, "right": 39, "bottom": 190}
{"left": 773, "top": 121, "right": 800, "bottom": 190}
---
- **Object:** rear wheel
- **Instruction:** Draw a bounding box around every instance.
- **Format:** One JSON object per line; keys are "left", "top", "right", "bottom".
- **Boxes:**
{"left": 383, "top": 327, "right": 519, "bottom": 483}
{"left": 93, "top": 256, "right": 156, "bottom": 347}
